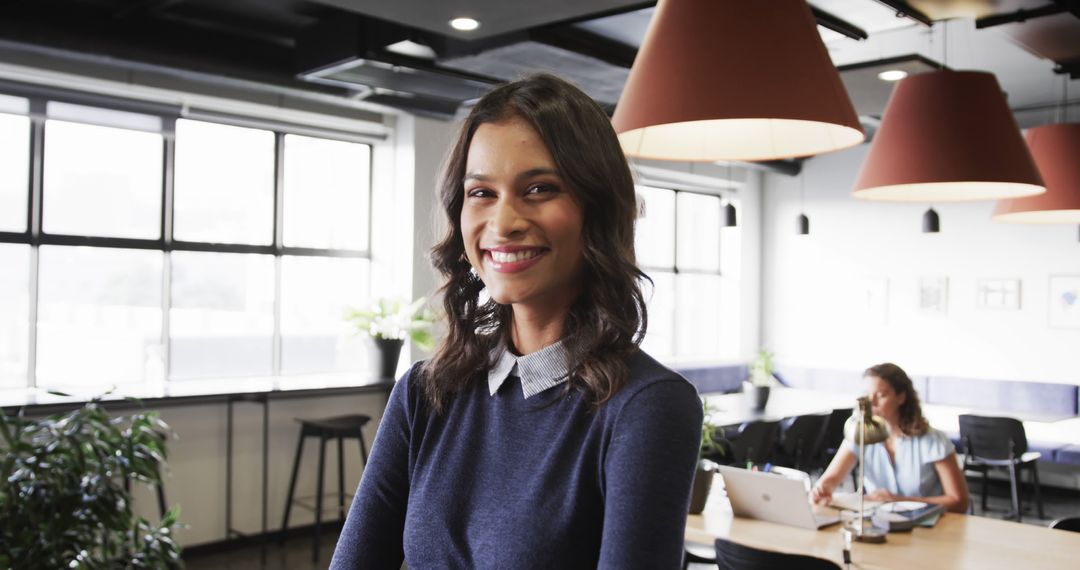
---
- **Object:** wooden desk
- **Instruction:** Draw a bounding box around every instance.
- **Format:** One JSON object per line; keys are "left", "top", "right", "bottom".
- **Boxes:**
{"left": 686, "top": 474, "right": 1080, "bottom": 568}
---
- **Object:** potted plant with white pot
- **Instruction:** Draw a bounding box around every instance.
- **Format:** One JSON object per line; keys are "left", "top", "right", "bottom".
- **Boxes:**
{"left": 743, "top": 349, "right": 776, "bottom": 412}
{"left": 347, "top": 297, "right": 436, "bottom": 379}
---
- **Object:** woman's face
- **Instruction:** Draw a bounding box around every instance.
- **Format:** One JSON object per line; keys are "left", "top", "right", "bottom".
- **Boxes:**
{"left": 460, "top": 115, "right": 585, "bottom": 311}
{"left": 865, "top": 374, "right": 905, "bottom": 422}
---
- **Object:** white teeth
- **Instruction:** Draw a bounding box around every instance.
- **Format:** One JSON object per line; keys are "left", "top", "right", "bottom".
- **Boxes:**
{"left": 490, "top": 250, "right": 541, "bottom": 263}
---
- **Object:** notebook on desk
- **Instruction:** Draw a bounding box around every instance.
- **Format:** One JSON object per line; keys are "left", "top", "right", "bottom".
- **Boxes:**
{"left": 716, "top": 465, "right": 841, "bottom": 530}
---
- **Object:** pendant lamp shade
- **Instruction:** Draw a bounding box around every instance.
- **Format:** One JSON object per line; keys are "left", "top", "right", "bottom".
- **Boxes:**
{"left": 853, "top": 71, "right": 1045, "bottom": 202}
{"left": 993, "top": 124, "right": 1080, "bottom": 223}
{"left": 612, "top": 0, "right": 864, "bottom": 162}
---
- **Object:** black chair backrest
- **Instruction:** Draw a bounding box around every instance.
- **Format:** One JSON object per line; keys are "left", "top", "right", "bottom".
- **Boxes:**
{"left": 1049, "top": 517, "right": 1080, "bottom": 533}
{"left": 820, "top": 408, "right": 853, "bottom": 453}
{"left": 780, "top": 413, "right": 830, "bottom": 463}
{"left": 714, "top": 537, "right": 841, "bottom": 570}
{"left": 732, "top": 420, "right": 781, "bottom": 466}
{"left": 958, "top": 414, "right": 1028, "bottom": 460}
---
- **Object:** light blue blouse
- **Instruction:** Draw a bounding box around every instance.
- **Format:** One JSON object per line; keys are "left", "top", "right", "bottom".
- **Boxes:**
{"left": 842, "top": 427, "right": 955, "bottom": 498}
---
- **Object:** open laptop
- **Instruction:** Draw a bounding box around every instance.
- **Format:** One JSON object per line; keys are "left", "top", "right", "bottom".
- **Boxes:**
{"left": 716, "top": 465, "right": 841, "bottom": 530}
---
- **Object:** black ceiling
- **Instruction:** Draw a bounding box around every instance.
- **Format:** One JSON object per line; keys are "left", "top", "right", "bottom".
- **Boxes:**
{"left": 0, "top": 0, "right": 1077, "bottom": 119}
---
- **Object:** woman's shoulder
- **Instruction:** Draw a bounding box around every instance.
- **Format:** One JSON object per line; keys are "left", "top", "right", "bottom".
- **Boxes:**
{"left": 611, "top": 349, "right": 700, "bottom": 405}
{"left": 913, "top": 426, "right": 955, "bottom": 458}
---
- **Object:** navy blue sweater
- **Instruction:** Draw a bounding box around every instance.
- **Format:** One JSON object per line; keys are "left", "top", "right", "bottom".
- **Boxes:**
{"left": 330, "top": 350, "right": 703, "bottom": 569}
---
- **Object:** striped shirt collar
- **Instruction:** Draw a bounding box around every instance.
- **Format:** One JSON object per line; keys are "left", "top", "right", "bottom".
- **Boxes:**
{"left": 487, "top": 340, "right": 570, "bottom": 399}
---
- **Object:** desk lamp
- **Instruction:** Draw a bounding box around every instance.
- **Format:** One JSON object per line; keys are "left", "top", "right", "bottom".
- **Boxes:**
{"left": 843, "top": 396, "right": 889, "bottom": 543}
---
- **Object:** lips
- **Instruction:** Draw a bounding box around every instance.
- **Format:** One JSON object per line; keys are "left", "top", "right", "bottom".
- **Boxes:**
{"left": 483, "top": 246, "right": 548, "bottom": 273}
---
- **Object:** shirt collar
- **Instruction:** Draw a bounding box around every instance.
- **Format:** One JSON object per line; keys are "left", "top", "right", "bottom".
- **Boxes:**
{"left": 487, "top": 340, "right": 570, "bottom": 399}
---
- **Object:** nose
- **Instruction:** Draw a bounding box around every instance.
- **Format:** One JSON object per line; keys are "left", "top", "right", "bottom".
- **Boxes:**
{"left": 490, "top": 195, "right": 528, "bottom": 237}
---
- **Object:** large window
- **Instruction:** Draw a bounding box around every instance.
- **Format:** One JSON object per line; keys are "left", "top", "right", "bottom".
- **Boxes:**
{"left": 0, "top": 89, "right": 378, "bottom": 391}
{"left": 635, "top": 185, "right": 741, "bottom": 360}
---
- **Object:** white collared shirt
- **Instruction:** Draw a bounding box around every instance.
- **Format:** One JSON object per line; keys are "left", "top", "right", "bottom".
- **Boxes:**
{"left": 487, "top": 340, "right": 570, "bottom": 399}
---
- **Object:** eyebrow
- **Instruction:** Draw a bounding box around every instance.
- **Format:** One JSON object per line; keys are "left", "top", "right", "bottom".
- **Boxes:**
{"left": 463, "top": 167, "right": 561, "bottom": 184}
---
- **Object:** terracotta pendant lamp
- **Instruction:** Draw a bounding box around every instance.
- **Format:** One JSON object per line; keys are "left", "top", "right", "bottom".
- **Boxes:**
{"left": 612, "top": 0, "right": 864, "bottom": 162}
{"left": 853, "top": 70, "right": 1045, "bottom": 202}
{"left": 992, "top": 124, "right": 1080, "bottom": 224}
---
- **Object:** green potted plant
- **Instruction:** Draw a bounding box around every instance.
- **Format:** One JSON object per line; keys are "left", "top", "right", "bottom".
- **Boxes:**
{"left": 0, "top": 400, "right": 182, "bottom": 568}
{"left": 689, "top": 401, "right": 728, "bottom": 514}
{"left": 347, "top": 296, "right": 436, "bottom": 379}
{"left": 743, "top": 348, "right": 776, "bottom": 412}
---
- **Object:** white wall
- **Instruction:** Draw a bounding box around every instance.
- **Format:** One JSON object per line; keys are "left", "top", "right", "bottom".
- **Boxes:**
{"left": 762, "top": 143, "right": 1080, "bottom": 383}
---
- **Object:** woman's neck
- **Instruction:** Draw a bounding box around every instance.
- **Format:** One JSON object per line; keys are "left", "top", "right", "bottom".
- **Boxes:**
{"left": 886, "top": 416, "right": 904, "bottom": 438}
{"left": 508, "top": 304, "right": 569, "bottom": 355}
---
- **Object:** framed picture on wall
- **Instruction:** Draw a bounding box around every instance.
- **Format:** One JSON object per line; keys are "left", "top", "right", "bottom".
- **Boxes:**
{"left": 918, "top": 277, "right": 948, "bottom": 316}
{"left": 1048, "top": 275, "right": 1080, "bottom": 329}
{"left": 977, "top": 278, "right": 1021, "bottom": 310}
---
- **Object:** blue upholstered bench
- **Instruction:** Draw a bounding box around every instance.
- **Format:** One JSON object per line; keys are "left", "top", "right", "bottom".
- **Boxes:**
{"left": 772, "top": 367, "right": 929, "bottom": 397}
{"left": 924, "top": 376, "right": 1078, "bottom": 419}
{"left": 675, "top": 364, "right": 747, "bottom": 395}
{"left": 1056, "top": 445, "right": 1080, "bottom": 466}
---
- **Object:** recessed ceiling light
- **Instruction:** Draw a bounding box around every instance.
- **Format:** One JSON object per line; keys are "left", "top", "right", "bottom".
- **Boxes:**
{"left": 878, "top": 69, "right": 908, "bottom": 82}
{"left": 449, "top": 17, "right": 480, "bottom": 31}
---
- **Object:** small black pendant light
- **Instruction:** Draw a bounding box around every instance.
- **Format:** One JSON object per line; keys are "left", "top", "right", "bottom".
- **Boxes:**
{"left": 797, "top": 213, "right": 810, "bottom": 235}
{"left": 922, "top": 207, "right": 940, "bottom": 233}
{"left": 797, "top": 168, "right": 809, "bottom": 235}
{"left": 723, "top": 163, "right": 738, "bottom": 227}
{"left": 723, "top": 202, "right": 738, "bottom": 227}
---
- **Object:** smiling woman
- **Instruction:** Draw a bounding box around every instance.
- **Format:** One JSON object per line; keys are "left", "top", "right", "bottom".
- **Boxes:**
{"left": 330, "top": 74, "right": 704, "bottom": 569}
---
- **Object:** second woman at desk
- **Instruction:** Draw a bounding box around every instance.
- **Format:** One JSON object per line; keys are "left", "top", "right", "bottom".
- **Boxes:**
{"left": 811, "top": 363, "right": 969, "bottom": 513}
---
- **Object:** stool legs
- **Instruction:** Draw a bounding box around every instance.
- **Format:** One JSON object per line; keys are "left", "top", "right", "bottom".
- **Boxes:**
{"left": 314, "top": 436, "right": 327, "bottom": 563}
{"left": 338, "top": 436, "right": 346, "bottom": 522}
{"left": 280, "top": 432, "right": 306, "bottom": 544}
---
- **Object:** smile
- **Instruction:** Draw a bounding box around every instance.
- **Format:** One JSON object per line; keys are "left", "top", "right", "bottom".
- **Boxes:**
{"left": 484, "top": 247, "right": 548, "bottom": 273}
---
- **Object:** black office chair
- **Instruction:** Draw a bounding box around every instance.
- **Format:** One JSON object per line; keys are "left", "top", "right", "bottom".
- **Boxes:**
{"left": 959, "top": 414, "right": 1045, "bottom": 521}
{"left": 1049, "top": 516, "right": 1080, "bottom": 532}
{"left": 774, "top": 413, "right": 829, "bottom": 472}
{"left": 730, "top": 420, "right": 781, "bottom": 467}
{"left": 714, "top": 537, "right": 841, "bottom": 570}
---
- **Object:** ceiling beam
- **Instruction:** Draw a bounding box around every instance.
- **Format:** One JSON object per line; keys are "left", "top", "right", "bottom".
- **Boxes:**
{"left": 809, "top": 5, "right": 868, "bottom": 41}
{"left": 871, "top": 0, "right": 934, "bottom": 27}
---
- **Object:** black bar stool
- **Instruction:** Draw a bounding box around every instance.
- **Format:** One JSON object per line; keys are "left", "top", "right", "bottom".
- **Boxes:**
{"left": 280, "top": 414, "right": 371, "bottom": 562}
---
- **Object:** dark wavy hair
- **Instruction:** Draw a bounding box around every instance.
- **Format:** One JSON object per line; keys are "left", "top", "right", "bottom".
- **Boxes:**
{"left": 865, "top": 363, "right": 929, "bottom": 436}
{"left": 420, "top": 74, "right": 648, "bottom": 414}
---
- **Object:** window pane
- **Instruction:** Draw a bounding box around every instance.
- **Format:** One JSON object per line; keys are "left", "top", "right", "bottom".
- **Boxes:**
{"left": 174, "top": 119, "right": 274, "bottom": 245}
{"left": 42, "top": 120, "right": 162, "bottom": 239}
{"left": 280, "top": 256, "right": 370, "bottom": 374}
{"left": 0, "top": 244, "right": 30, "bottom": 389}
{"left": 46, "top": 102, "right": 162, "bottom": 133}
{"left": 36, "top": 246, "right": 163, "bottom": 389}
{"left": 283, "top": 134, "right": 371, "bottom": 250}
{"left": 641, "top": 271, "right": 675, "bottom": 358}
{"left": 170, "top": 251, "right": 274, "bottom": 380}
{"left": 0, "top": 113, "right": 29, "bottom": 232}
{"left": 676, "top": 193, "right": 721, "bottom": 272}
{"left": 717, "top": 276, "right": 740, "bottom": 360}
{"left": 675, "top": 274, "right": 722, "bottom": 357}
{"left": 635, "top": 186, "right": 675, "bottom": 268}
